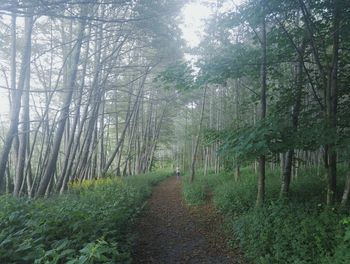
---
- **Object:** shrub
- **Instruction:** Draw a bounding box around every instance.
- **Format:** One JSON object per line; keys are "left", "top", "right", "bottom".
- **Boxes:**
{"left": 182, "top": 170, "right": 228, "bottom": 205}
{"left": 0, "top": 170, "right": 171, "bottom": 263}
{"left": 233, "top": 204, "right": 344, "bottom": 264}
{"left": 181, "top": 166, "right": 350, "bottom": 264}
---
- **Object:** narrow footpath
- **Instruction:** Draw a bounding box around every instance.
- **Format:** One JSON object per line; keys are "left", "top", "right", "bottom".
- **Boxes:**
{"left": 132, "top": 176, "right": 244, "bottom": 264}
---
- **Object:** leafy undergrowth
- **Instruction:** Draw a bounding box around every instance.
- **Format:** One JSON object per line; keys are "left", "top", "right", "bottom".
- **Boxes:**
{"left": 0, "top": 170, "right": 171, "bottom": 264}
{"left": 182, "top": 167, "right": 350, "bottom": 264}
{"left": 182, "top": 170, "right": 222, "bottom": 206}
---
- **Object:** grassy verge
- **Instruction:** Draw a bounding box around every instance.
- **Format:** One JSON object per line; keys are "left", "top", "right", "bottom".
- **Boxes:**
{"left": 182, "top": 167, "right": 350, "bottom": 263}
{"left": 0, "top": 170, "right": 171, "bottom": 264}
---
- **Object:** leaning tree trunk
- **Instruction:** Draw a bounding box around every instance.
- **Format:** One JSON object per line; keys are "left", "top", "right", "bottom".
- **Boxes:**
{"left": 146, "top": 106, "right": 167, "bottom": 173}
{"left": 36, "top": 17, "right": 86, "bottom": 197}
{"left": 101, "top": 70, "right": 147, "bottom": 176}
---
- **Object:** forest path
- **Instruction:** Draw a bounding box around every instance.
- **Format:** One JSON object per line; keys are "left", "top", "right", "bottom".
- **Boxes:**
{"left": 132, "top": 176, "right": 244, "bottom": 264}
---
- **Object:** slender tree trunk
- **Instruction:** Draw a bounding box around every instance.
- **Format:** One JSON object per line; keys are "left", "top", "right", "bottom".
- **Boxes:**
{"left": 0, "top": 14, "right": 33, "bottom": 191}
{"left": 36, "top": 17, "right": 86, "bottom": 196}
{"left": 341, "top": 162, "right": 350, "bottom": 206}
{"left": 101, "top": 72, "right": 146, "bottom": 176}
{"left": 280, "top": 39, "right": 306, "bottom": 198}
{"left": 14, "top": 26, "right": 32, "bottom": 196}
{"left": 146, "top": 106, "right": 166, "bottom": 172}
{"left": 326, "top": 0, "right": 340, "bottom": 205}
{"left": 190, "top": 86, "right": 207, "bottom": 183}
{"left": 6, "top": 11, "right": 17, "bottom": 194}
{"left": 99, "top": 96, "right": 106, "bottom": 177}
{"left": 234, "top": 79, "right": 240, "bottom": 180}
{"left": 256, "top": 0, "right": 267, "bottom": 207}
{"left": 280, "top": 153, "right": 285, "bottom": 178}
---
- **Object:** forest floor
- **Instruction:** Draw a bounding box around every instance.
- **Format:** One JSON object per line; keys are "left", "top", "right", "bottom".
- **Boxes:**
{"left": 132, "top": 176, "right": 245, "bottom": 264}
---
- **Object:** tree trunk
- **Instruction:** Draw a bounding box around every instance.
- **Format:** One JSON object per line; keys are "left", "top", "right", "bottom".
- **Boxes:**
{"left": 326, "top": 0, "right": 340, "bottom": 205}
{"left": 280, "top": 39, "right": 306, "bottom": 198}
{"left": 341, "top": 162, "right": 350, "bottom": 206}
{"left": 0, "top": 14, "right": 33, "bottom": 192}
{"left": 256, "top": 0, "right": 267, "bottom": 207}
{"left": 36, "top": 17, "right": 86, "bottom": 196}
{"left": 101, "top": 71, "right": 146, "bottom": 176}
{"left": 13, "top": 20, "right": 32, "bottom": 196}
{"left": 190, "top": 86, "right": 207, "bottom": 183}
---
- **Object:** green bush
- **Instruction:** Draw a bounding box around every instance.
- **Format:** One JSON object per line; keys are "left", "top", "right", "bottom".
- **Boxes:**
{"left": 182, "top": 170, "right": 229, "bottom": 205}
{"left": 331, "top": 217, "right": 350, "bottom": 263}
{"left": 0, "top": 170, "right": 171, "bottom": 263}
{"left": 233, "top": 204, "right": 344, "bottom": 264}
{"left": 213, "top": 168, "right": 281, "bottom": 215}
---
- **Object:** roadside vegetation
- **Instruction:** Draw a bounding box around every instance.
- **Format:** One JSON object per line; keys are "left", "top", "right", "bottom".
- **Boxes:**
{"left": 182, "top": 168, "right": 350, "bottom": 263}
{"left": 0, "top": 171, "right": 171, "bottom": 264}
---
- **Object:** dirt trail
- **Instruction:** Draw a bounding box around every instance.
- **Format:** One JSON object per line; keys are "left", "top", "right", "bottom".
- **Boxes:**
{"left": 132, "top": 176, "right": 244, "bottom": 264}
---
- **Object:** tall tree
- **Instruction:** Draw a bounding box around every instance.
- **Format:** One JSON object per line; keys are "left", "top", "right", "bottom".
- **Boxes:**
{"left": 36, "top": 12, "right": 86, "bottom": 196}
{"left": 0, "top": 12, "right": 34, "bottom": 192}
{"left": 190, "top": 86, "right": 207, "bottom": 183}
{"left": 256, "top": 0, "right": 267, "bottom": 207}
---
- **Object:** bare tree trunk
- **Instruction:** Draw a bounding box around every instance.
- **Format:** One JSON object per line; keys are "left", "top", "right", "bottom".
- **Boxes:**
{"left": 256, "top": 0, "right": 267, "bottom": 207}
{"left": 99, "top": 96, "right": 106, "bottom": 177}
{"left": 14, "top": 24, "right": 32, "bottom": 196}
{"left": 56, "top": 31, "right": 90, "bottom": 192}
{"left": 234, "top": 79, "right": 240, "bottom": 181}
{"left": 36, "top": 17, "right": 86, "bottom": 196}
{"left": 326, "top": 0, "right": 340, "bottom": 205}
{"left": 146, "top": 106, "right": 167, "bottom": 173}
{"left": 190, "top": 86, "right": 207, "bottom": 183}
{"left": 0, "top": 14, "right": 33, "bottom": 191}
{"left": 6, "top": 11, "right": 17, "bottom": 194}
{"left": 280, "top": 39, "right": 306, "bottom": 198}
{"left": 101, "top": 71, "right": 146, "bottom": 176}
{"left": 76, "top": 71, "right": 102, "bottom": 180}
{"left": 341, "top": 162, "right": 350, "bottom": 206}
{"left": 123, "top": 98, "right": 139, "bottom": 176}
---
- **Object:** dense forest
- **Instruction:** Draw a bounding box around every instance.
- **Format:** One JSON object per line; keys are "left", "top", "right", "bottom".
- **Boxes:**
{"left": 0, "top": 0, "right": 349, "bottom": 263}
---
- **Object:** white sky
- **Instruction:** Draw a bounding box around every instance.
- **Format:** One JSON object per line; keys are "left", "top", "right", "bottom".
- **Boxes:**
{"left": 180, "top": 0, "right": 241, "bottom": 48}
{"left": 180, "top": 1, "right": 212, "bottom": 48}
{"left": 180, "top": 0, "right": 241, "bottom": 67}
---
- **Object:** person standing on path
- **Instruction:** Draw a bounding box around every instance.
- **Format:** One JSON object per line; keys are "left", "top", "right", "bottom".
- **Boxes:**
{"left": 176, "top": 166, "right": 180, "bottom": 180}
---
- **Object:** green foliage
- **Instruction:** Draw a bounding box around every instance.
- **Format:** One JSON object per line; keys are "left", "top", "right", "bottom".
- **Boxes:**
{"left": 157, "top": 61, "right": 195, "bottom": 90}
{"left": 182, "top": 167, "right": 350, "bottom": 264}
{"left": 0, "top": 171, "right": 171, "bottom": 263}
{"left": 182, "top": 169, "right": 230, "bottom": 206}
{"left": 233, "top": 204, "right": 344, "bottom": 264}
{"left": 215, "top": 120, "right": 290, "bottom": 163}
{"left": 213, "top": 168, "right": 282, "bottom": 215}
{"left": 213, "top": 170, "right": 257, "bottom": 215}
{"left": 331, "top": 217, "right": 350, "bottom": 263}
{"left": 182, "top": 180, "right": 207, "bottom": 205}
{"left": 197, "top": 42, "right": 260, "bottom": 84}
{"left": 210, "top": 112, "right": 339, "bottom": 166}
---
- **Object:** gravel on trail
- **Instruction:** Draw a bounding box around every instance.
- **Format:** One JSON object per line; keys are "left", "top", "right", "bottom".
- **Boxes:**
{"left": 132, "top": 176, "right": 245, "bottom": 264}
